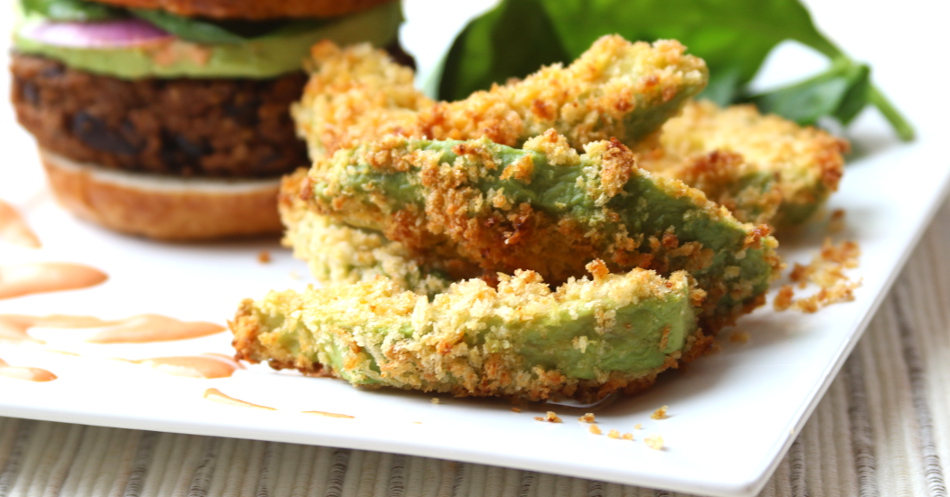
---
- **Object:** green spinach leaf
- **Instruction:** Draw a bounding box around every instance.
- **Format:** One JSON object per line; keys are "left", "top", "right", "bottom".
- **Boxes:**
{"left": 438, "top": 0, "right": 914, "bottom": 140}
{"left": 129, "top": 9, "right": 286, "bottom": 44}
{"left": 22, "top": 0, "right": 125, "bottom": 22}
{"left": 747, "top": 59, "right": 871, "bottom": 126}
{"left": 439, "top": 0, "right": 568, "bottom": 101}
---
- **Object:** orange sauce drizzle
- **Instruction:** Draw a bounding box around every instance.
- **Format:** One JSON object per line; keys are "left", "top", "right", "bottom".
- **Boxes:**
{"left": 133, "top": 354, "right": 241, "bottom": 379}
{"left": 0, "top": 315, "right": 44, "bottom": 343}
{"left": 46, "top": 350, "right": 80, "bottom": 356}
{"left": 301, "top": 410, "right": 354, "bottom": 419}
{"left": 203, "top": 388, "right": 275, "bottom": 410}
{"left": 0, "top": 200, "right": 40, "bottom": 249}
{"left": 0, "top": 358, "right": 57, "bottom": 382}
{"left": 0, "top": 263, "right": 107, "bottom": 300}
{"left": 87, "top": 314, "right": 224, "bottom": 343}
{"left": 0, "top": 314, "right": 224, "bottom": 344}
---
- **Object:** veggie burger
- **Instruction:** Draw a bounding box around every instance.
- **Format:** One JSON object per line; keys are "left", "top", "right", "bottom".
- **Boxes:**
{"left": 10, "top": 0, "right": 402, "bottom": 239}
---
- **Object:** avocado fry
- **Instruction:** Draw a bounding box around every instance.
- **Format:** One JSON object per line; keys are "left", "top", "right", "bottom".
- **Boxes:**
{"left": 640, "top": 100, "right": 849, "bottom": 228}
{"left": 300, "top": 131, "right": 781, "bottom": 332}
{"left": 232, "top": 262, "right": 708, "bottom": 402}
{"left": 292, "top": 35, "right": 708, "bottom": 159}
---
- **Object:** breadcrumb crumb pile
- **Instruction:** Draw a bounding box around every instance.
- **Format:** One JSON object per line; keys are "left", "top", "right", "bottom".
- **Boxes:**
{"left": 257, "top": 250, "right": 271, "bottom": 264}
{"left": 651, "top": 405, "right": 669, "bottom": 420}
{"left": 645, "top": 435, "right": 665, "bottom": 450}
{"left": 535, "top": 411, "right": 563, "bottom": 423}
{"left": 774, "top": 238, "right": 861, "bottom": 313}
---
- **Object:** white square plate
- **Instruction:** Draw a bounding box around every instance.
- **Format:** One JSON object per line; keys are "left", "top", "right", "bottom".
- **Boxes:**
{"left": 2, "top": 2, "right": 949, "bottom": 495}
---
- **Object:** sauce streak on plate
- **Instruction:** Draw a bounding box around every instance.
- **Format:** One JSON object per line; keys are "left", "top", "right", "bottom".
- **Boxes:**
{"left": 0, "top": 358, "right": 57, "bottom": 382}
{"left": 0, "top": 263, "right": 107, "bottom": 299}
{"left": 203, "top": 388, "right": 275, "bottom": 410}
{"left": 133, "top": 354, "right": 241, "bottom": 378}
{"left": 88, "top": 314, "right": 225, "bottom": 343}
{"left": 0, "top": 314, "right": 224, "bottom": 343}
{"left": 301, "top": 410, "right": 354, "bottom": 419}
{"left": 0, "top": 200, "right": 40, "bottom": 248}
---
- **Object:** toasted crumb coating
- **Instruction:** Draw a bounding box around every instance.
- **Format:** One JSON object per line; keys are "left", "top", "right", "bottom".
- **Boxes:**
{"left": 299, "top": 132, "right": 780, "bottom": 332}
{"left": 640, "top": 100, "right": 849, "bottom": 227}
{"left": 231, "top": 264, "right": 710, "bottom": 402}
{"left": 292, "top": 36, "right": 708, "bottom": 159}
{"left": 292, "top": 41, "right": 431, "bottom": 160}
{"left": 279, "top": 169, "right": 456, "bottom": 296}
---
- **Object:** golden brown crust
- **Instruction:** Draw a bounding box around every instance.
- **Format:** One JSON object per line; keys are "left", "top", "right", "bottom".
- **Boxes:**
{"left": 293, "top": 37, "right": 707, "bottom": 160}
{"left": 41, "top": 150, "right": 282, "bottom": 240}
{"left": 91, "top": 0, "right": 396, "bottom": 20}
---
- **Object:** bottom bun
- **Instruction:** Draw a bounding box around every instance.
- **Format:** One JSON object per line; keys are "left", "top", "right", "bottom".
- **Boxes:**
{"left": 40, "top": 149, "right": 284, "bottom": 240}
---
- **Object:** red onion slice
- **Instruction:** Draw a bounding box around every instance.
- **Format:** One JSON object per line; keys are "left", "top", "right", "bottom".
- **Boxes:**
{"left": 19, "top": 18, "right": 174, "bottom": 48}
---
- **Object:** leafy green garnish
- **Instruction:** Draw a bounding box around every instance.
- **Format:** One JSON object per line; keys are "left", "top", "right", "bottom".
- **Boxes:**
{"left": 22, "top": 0, "right": 124, "bottom": 22}
{"left": 439, "top": 0, "right": 567, "bottom": 101}
{"left": 129, "top": 8, "right": 290, "bottom": 44}
{"left": 746, "top": 58, "right": 871, "bottom": 127}
{"left": 438, "top": 0, "right": 914, "bottom": 140}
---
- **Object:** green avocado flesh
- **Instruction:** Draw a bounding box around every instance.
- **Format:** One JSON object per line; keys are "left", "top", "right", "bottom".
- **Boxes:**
{"left": 308, "top": 136, "right": 779, "bottom": 329}
{"left": 12, "top": 1, "right": 402, "bottom": 79}
{"left": 236, "top": 268, "right": 697, "bottom": 399}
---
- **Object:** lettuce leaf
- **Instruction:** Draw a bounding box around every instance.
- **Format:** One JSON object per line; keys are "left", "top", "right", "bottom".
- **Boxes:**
{"left": 129, "top": 8, "right": 291, "bottom": 44}
{"left": 438, "top": 0, "right": 914, "bottom": 140}
{"left": 22, "top": 0, "right": 124, "bottom": 22}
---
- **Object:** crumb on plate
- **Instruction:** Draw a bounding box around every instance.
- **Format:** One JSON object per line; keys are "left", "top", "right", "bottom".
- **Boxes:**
{"left": 777, "top": 238, "right": 861, "bottom": 313}
{"left": 828, "top": 209, "right": 846, "bottom": 234}
{"left": 257, "top": 250, "right": 271, "bottom": 263}
{"left": 535, "top": 411, "right": 562, "bottom": 423}
{"left": 645, "top": 435, "right": 664, "bottom": 450}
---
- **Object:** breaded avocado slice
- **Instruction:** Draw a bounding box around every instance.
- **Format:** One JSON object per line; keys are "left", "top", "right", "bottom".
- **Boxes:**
{"left": 640, "top": 100, "right": 849, "bottom": 228}
{"left": 232, "top": 262, "right": 707, "bottom": 402}
{"left": 292, "top": 35, "right": 708, "bottom": 159}
{"left": 300, "top": 131, "right": 781, "bottom": 331}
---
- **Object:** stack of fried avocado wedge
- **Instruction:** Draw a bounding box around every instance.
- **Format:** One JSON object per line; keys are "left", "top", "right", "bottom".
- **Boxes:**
{"left": 231, "top": 35, "right": 846, "bottom": 402}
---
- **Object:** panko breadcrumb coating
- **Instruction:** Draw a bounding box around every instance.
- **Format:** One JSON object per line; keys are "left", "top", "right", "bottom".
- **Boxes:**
{"left": 300, "top": 132, "right": 780, "bottom": 332}
{"left": 279, "top": 169, "right": 456, "bottom": 296}
{"left": 640, "top": 100, "right": 848, "bottom": 228}
{"left": 232, "top": 262, "right": 707, "bottom": 402}
{"left": 292, "top": 36, "right": 708, "bottom": 159}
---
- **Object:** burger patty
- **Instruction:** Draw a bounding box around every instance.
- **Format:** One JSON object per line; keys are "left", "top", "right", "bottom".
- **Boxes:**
{"left": 10, "top": 53, "right": 308, "bottom": 179}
